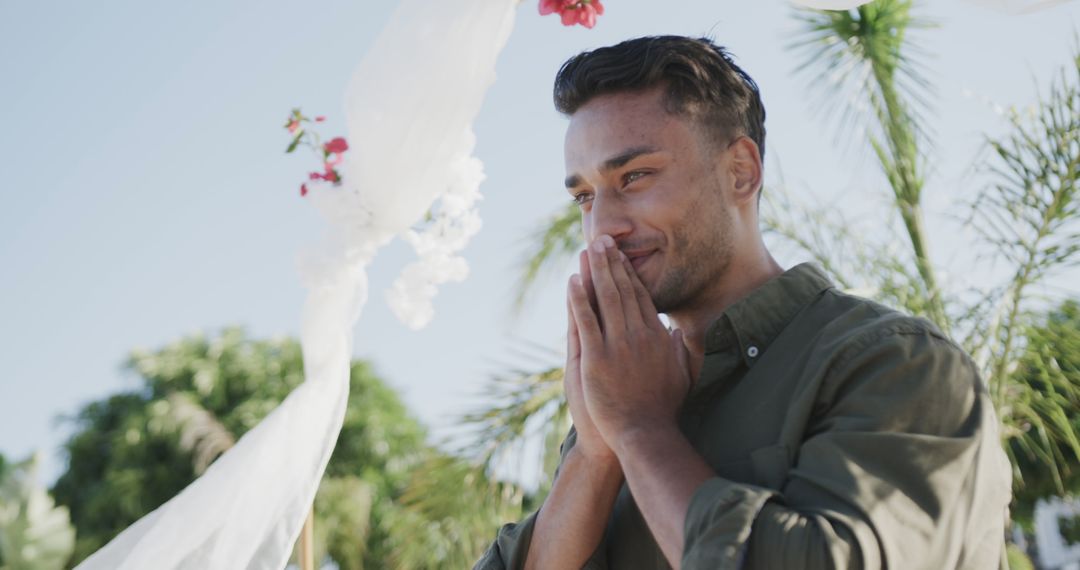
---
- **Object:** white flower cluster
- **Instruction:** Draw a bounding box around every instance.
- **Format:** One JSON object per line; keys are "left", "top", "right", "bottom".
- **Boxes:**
{"left": 387, "top": 128, "right": 486, "bottom": 329}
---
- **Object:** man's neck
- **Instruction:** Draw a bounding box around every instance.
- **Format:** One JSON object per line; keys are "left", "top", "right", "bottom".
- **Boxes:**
{"left": 666, "top": 249, "right": 784, "bottom": 382}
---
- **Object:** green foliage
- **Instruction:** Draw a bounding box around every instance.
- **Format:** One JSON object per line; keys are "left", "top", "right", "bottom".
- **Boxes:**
{"left": 0, "top": 453, "right": 76, "bottom": 570}
{"left": 1009, "top": 301, "right": 1080, "bottom": 525}
{"left": 382, "top": 455, "right": 528, "bottom": 569}
{"left": 51, "top": 327, "right": 428, "bottom": 569}
{"left": 969, "top": 52, "right": 1080, "bottom": 509}
{"left": 382, "top": 342, "right": 569, "bottom": 567}
{"left": 1006, "top": 542, "right": 1036, "bottom": 570}
{"left": 791, "top": 0, "right": 947, "bottom": 331}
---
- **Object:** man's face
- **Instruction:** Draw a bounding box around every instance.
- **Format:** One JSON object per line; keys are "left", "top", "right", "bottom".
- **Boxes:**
{"left": 564, "top": 86, "right": 736, "bottom": 314}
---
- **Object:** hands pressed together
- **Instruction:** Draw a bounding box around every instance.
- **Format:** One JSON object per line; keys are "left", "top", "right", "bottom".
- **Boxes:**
{"left": 564, "top": 234, "right": 693, "bottom": 465}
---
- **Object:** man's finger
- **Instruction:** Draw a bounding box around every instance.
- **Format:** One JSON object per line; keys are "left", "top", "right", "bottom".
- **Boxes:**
{"left": 608, "top": 246, "right": 645, "bottom": 330}
{"left": 588, "top": 236, "right": 627, "bottom": 334}
{"left": 566, "top": 287, "right": 581, "bottom": 360}
{"left": 569, "top": 273, "right": 603, "bottom": 350}
{"left": 580, "top": 250, "right": 599, "bottom": 315}
{"left": 621, "top": 252, "right": 664, "bottom": 329}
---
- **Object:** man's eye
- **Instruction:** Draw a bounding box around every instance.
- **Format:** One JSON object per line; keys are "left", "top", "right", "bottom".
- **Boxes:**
{"left": 572, "top": 192, "right": 593, "bottom": 206}
{"left": 623, "top": 171, "right": 648, "bottom": 185}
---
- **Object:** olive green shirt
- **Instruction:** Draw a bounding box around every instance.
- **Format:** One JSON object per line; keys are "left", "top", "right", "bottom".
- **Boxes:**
{"left": 475, "top": 263, "right": 1012, "bottom": 569}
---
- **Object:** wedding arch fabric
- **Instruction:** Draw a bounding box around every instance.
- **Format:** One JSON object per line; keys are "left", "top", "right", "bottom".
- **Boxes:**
{"left": 74, "top": 1, "right": 515, "bottom": 568}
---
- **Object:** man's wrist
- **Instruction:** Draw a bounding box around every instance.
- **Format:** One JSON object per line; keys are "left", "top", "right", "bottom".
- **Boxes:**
{"left": 611, "top": 420, "right": 683, "bottom": 461}
{"left": 566, "top": 443, "right": 623, "bottom": 485}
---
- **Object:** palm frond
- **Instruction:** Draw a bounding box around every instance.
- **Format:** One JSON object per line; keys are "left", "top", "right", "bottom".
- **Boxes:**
{"left": 148, "top": 393, "right": 236, "bottom": 475}
{"left": 962, "top": 50, "right": 1080, "bottom": 505}
{"left": 789, "top": 0, "right": 949, "bottom": 331}
{"left": 383, "top": 454, "right": 527, "bottom": 569}
{"left": 460, "top": 363, "right": 567, "bottom": 473}
{"left": 762, "top": 182, "right": 941, "bottom": 322}
{"left": 1005, "top": 303, "right": 1080, "bottom": 501}
{"left": 789, "top": 1, "right": 937, "bottom": 150}
{"left": 970, "top": 49, "right": 1080, "bottom": 392}
{"left": 514, "top": 201, "right": 583, "bottom": 311}
{"left": 303, "top": 476, "right": 374, "bottom": 570}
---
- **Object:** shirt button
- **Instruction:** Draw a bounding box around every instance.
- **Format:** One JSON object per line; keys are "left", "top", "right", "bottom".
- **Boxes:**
{"left": 747, "top": 346, "right": 760, "bottom": 358}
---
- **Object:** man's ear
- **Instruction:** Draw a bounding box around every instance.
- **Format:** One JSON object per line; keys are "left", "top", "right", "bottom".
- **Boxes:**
{"left": 727, "top": 136, "right": 763, "bottom": 207}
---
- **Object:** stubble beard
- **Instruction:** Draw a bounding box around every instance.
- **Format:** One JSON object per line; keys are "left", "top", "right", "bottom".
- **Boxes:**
{"left": 650, "top": 207, "right": 734, "bottom": 315}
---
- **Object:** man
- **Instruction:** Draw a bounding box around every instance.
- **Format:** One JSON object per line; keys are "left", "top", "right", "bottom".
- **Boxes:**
{"left": 476, "top": 35, "right": 1012, "bottom": 569}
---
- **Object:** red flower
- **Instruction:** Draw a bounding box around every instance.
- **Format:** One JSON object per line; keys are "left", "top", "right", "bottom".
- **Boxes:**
{"left": 300, "top": 183, "right": 308, "bottom": 197}
{"left": 315, "top": 116, "right": 326, "bottom": 122}
{"left": 323, "top": 137, "right": 348, "bottom": 154}
{"left": 286, "top": 119, "right": 300, "bottom": 134}
{"left": 539, "top": 0, "right": 603, "bottom": 29}
{"left": 538, "top": 0, "right": 563, "bottom": 15}
{"left": 308, "top": 166, "right": 340, "bottom": 184}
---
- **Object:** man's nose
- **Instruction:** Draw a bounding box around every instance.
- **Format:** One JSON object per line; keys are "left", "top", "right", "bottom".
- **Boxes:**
{"left": 587, "top": 191, "right": 633, "bottom": 244}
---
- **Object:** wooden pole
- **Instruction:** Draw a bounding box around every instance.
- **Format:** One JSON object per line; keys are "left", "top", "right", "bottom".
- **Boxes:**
{"left": 299, "top": 506, "right": 315, "bottom": 570}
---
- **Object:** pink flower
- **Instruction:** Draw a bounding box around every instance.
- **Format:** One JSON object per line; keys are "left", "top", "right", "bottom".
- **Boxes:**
{"left": 300, "top": 183, "right": 308, "bottom": 197}
{"left": 315, "top": 116, "right": 326, "bottom": 122}
{"left": 308, "top": 166, "right": 340, "bottom": 184}
{"left": 323, "top": 137, "right": 349, "bottom": 154}
{"left": 539, "top": 0, "right": 603, "bottom": 29}
{"left": 286, "top": 119, "right": 300, "bottom": 134}
{"left": 538, "top": 0, "right": 564, "bottom": 15}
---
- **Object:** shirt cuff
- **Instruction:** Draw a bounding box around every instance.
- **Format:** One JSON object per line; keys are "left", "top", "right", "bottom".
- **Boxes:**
{"left": 682, "top": 477, "right": 778, "bottom": 570}
{"left": 473, "top": 511, "right": 539, "bottom": 570}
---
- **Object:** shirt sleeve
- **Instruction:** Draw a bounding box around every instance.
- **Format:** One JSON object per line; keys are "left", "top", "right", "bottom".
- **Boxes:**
{"left": 682, "top": 323, "right": 1009, "bottom": 569}
{"left": 473, "top": 427, "right": 611, "bottom": 570}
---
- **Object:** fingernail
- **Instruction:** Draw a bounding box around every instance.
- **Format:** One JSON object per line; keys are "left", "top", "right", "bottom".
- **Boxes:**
{"left": 600, "top": 234, "right": 615, "bottom": 248}
{"left": 592, "top": 240, "right": 605, "bottom": 253}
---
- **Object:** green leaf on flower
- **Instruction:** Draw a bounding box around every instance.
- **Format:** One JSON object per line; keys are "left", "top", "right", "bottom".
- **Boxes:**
{"left": 285, "top": 131, "right": 304, "bottom": 153}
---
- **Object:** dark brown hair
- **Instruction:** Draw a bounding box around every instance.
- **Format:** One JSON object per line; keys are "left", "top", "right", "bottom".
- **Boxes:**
{"left": 553, "top": 35, "right": 766, "bottom": 162}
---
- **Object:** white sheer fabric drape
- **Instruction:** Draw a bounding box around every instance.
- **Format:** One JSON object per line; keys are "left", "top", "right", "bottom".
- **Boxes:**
{"left": 74, "top": 1, "right": 515, "bottom": 568}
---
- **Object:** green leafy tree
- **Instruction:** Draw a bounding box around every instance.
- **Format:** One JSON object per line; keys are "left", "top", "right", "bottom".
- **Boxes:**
{"left": 0, "top": 452, "right": 76, "bottom": 570}
{"left": 51, "top": 328, "right": 430, "bottom": 569}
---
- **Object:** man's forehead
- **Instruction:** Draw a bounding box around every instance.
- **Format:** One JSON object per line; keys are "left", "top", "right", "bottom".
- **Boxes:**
{"left": 563, "top": 89, "right": 694, "bottom": 175}
{"left": 565, "top": 91, "right": 674, "bottom": 154}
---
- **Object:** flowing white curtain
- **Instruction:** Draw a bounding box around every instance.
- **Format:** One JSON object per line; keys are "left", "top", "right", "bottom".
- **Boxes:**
{"left": 75, "top": 1, "right": 515, "bottom": 568}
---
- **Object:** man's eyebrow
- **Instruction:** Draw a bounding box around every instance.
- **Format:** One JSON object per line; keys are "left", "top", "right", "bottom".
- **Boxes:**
{"left": 564, "top": 146, "right": 661, "bottom": 189}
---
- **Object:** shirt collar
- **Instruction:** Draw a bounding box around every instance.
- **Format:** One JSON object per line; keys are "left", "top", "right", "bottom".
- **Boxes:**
{"left": 703, "top": 262, "right": 834, "bottom": 366}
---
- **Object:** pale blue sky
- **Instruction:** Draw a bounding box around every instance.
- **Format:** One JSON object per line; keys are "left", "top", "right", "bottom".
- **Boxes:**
{"left": 1, "top": 0, "right": 1078, "bottom": 484}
